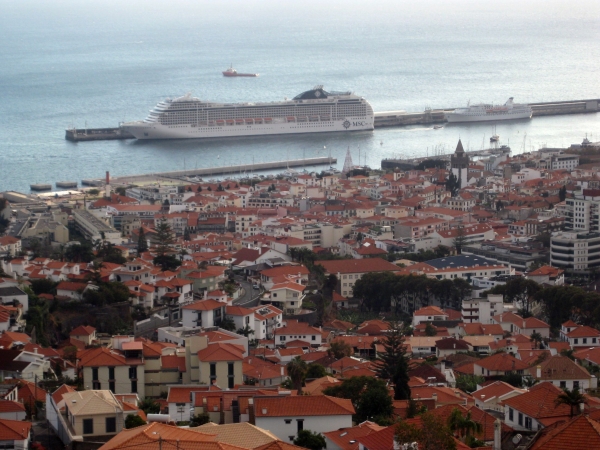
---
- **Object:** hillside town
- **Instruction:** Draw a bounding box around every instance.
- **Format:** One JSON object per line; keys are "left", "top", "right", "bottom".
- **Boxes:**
{"left": 2, "top": 139, "right": 600, "bottom": 449}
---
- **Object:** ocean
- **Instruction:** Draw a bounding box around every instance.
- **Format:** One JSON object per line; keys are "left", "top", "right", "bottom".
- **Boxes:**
{"left": 1, "top": 0, "right": 599, "bottom": 192}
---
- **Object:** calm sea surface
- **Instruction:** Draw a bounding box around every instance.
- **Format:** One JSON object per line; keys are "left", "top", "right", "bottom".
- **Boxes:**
{"left": 1, "top": 0, "right": 599, "bottom": 192}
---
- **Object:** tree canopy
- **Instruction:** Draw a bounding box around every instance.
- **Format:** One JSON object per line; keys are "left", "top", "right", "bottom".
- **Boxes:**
{"left": 323, "top": 376, "right": 393, "bottom": 424}
{"left": 374, "top": 321, "right": 410, "bottom": 400}
{"left": 293, "top": 430, "right": 327, "bottom": 450}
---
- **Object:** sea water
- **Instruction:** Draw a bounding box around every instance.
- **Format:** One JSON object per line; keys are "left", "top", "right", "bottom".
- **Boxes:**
{"left": 0, "top": 0, "right": 599, "bottom": 192}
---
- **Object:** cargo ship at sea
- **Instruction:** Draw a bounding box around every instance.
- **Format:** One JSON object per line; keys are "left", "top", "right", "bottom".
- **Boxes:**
{"left": 120, "top": 86, "right": 374, "bottom": 140}
{"left": 222, "top": 65, "right": 258, "bottom": 77}
{"left": 446, "top": 97, "right": 532, "bottom": 123}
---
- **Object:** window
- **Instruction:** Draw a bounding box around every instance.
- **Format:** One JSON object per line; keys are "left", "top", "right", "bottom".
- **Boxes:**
{"left": 560, "top": 381, "right": 566, "bottom": 388}
{"left": 210, "top": 363, "right": 217, "bottom": 381}
{"left": 131, "top": 380, "right": 138, "bottom": 393}
{"left": 525, "top": 417, "right": 532, "bottom": 430}
{"left": 92, "top": 367, "right": 99, "bottom": 381}
{"left": 108, "top": 367, "right": 115, "bottom": 380}
{"left": 312, "top": 335, "right": 316, "bottom": 341}
{"left": 584, "top": 338, "right": 588, "bottom": 344}
{"left": 575, "top": 338, "right": 579, "bottom": 344}
{"left": 106, "top": 417, "right": 116, "bottom": 433}
{"left": 228, "top": 362, "right": 235, "bottom": 389}
{"left": 83, "top": 418, "right": 94, "bottom": 434}
{"left": 297, "top": 419, "right": 304, "bottom": 432}
{"left": 509, "top": 408, "right": 514, "bottom": 421}
{"left": 109, "top": 381, "right": 115, "bottom": 392}
{"left": 518, "top": 413, "right": 523, "bottom": 426}
{"left": 574, "top": 381, "right": 580, "bottom": 390}
{"left": 284, "top": 419, "right": 292, "bottom": 424}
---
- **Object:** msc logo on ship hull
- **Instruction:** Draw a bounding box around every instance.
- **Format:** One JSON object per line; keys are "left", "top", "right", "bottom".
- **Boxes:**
{"left": 343, "top": 120, "right": 367, "bottom": 129}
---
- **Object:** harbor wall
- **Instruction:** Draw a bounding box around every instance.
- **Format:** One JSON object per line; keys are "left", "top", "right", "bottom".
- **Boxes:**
{"left": 83, "top": 157, "right": 337, "bottom": 186}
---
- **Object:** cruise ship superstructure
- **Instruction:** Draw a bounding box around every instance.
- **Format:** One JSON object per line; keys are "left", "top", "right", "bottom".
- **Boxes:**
{"left": 121, "top": 86, "right": 374, "bottom": 140}
{"left": 446, "top": 98, "right": 532, "bottom": 123}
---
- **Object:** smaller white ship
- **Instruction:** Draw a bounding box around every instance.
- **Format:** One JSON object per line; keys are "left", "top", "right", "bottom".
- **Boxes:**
{"left": 446, "top": 98, "right": 532, "bottom": 123}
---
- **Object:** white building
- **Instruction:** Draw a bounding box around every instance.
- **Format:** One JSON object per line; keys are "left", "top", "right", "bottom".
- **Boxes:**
{"left": 253, "top": 396, "right": 354, "bottom": 443}
{"left": 461, "top": 294, "right": 504, "bottom": 324}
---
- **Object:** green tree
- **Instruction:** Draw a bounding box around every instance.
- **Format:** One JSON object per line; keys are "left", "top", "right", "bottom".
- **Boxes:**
{"left": 125, "top": 414, "right": 146, "bottom": 429}
{"left": 324, "top": 376, "right": 393, "bottom": 424}
{"left": 137, "top": 227, "right": 148, "bottom": 253}
{"left": 96, "top": 242, "right": 126, "bottom": 264}
{"left": 287, "top": 356, "right": 308, "bottom": 394}
{"left": 555, "top": 387, "right": 586, "bottom": 418}
{"left": 559, "top": 185, "right": 567, "bottom": 202}
{"left": 328, "top": 340, "right": 353, "bottom": 360}
{"left": 139, "top": 397, "right": 160, "bottom": 414}
{"left": 305, "top": 363, "right": 327, "bottom": 380}
{"left": 293, "top": 430, "right": 326, "bottom": 450}
{"left": 153, "top": 219, "right": 181, "bottom": 271}
{"left": 64, "top": 241, "right": 95, "bottom": 263}
{"left": 115, "top": 186, "right": 127, "bottom": 196}
{"left": 396, "top": 412, "right": 457, "bottom": 450}
{"left": 406, "top": 398, "right": 427, "bottom": 418}
{"left": 452, "top": 225, "right": 467, "bottom": 255}
{"left": 190, "top": 413, "right": 210, "bottom": 427}
{"left": 219, "top": 317, "right": 236, "bottom": 331}
{"left": 530, "top": 331, "right": 543, "bottom": 349}
{"left": 375, "top": 321, "right": 410, "bottom": 400}
{"left": 448, "top": 408, "right": 482, "bottom": 443}
{"left": 455, "top": 374, "right": 484, "bottom": 394}
{"left": 424, "top": 323, "right": 437, "bottom": 336}
{"left": 446, "top": 173, "right": 460, "bottom": 197}
{"left": 236, "top": 325, "right": 254, "bottom": 337}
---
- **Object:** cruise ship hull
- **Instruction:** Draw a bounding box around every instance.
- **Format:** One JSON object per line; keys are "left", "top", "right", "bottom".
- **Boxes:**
{"left": 122, "top": 117, "right": 374, "bottom": 140}
{"left": 446, "top": 110, "right": 532, "bottom": 123}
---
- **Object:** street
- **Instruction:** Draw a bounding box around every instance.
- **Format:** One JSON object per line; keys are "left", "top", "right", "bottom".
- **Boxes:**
{"left": 233, "top": 275, "right": 262, "bottom": 308}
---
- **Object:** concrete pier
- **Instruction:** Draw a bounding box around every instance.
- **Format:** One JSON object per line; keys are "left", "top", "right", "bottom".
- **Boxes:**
{"left": 56, "top": 181, "right": 78, "bottom": 188}
{"left": 83, "top": 157, "right": 337, "bottom": 186}
{"left": 30, "top": 184, "right": 52, "bottom": 191}
{"left": 374, "top": 99, "right": 600, "bottom": 128}
{"left": 65, "top": 127, "right": 134, "bottom": 142}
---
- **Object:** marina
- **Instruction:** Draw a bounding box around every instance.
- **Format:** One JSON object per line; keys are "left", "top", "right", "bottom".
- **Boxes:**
{"left": 79, "top": 157, "right": 337, "bottom": 187}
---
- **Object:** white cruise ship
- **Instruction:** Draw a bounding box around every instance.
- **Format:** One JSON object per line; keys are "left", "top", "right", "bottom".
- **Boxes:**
{"left": 446, "top": 98, "right": 532, "bottom": 123}
{"left": 121, "top": 86, "right": 374, "bottom": 140}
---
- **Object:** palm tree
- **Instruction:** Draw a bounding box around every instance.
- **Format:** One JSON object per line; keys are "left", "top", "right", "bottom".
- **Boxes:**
{"left": 530, "top": 331, "right": 543, "bottom": 349}
{"left": 286, "top": 356, "right": 308, "bottom": 394}
{"left": 448, "top": 408, "right": 482, "bottom": 442}
{"left": 555, "top": 387, "right": 586, "bottom": 418}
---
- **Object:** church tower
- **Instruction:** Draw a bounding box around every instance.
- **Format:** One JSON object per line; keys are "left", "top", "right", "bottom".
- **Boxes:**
{"left": 451, "top": 139, "right": 469, "bottom": 189}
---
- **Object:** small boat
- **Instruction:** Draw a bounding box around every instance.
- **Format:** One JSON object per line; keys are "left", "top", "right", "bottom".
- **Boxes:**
{"left": 222, "top": 64, "right": 258, "bottom": 77}
{"left": 490, "top": 125, "right": 499, "bottom": 142}
{"left": 433, "top": 125, "right": 443, "bottom": 130}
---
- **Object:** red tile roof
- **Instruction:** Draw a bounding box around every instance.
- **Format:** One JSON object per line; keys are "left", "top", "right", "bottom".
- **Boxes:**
{"left": 567, "top": 325, "right": 600, "bottom": 338}
{"left": 318, "top": 258, "right": 401, "bottom": 275}
{"left": 529, "top": 415, "right": 600, "bottom": 450}
{"left": 198, "top": 343, "right": 244, "bottom": 362}
{"left": 254, "top": 395, "right": 355, "bottom": 417}
{"left": 69, "top": 325, "right": 96, "bottom": 337}
{"left": 503, "top": 382, "right": 572, "bottom": 419}
{"left": 0, "top": 418, "right": 32, "bottom": 440}
{"left": 56, "top": 281, "right": 88, "bottom": 292}
{"left": 182, "top": 299, "right": 225, "bottom": 311}
{"left": 475, "top": 352, "right": 529, "bottom": 372}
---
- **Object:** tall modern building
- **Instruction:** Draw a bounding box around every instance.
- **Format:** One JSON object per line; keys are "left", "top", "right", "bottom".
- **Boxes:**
{"left": 451, "top": 139, "right": 470, "bottom": 189}
{"left": 563, "top": 189, "right": 600, "bottom": 232}
{"left": 550, "top": 231, "right": 600, "bottom": 273}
